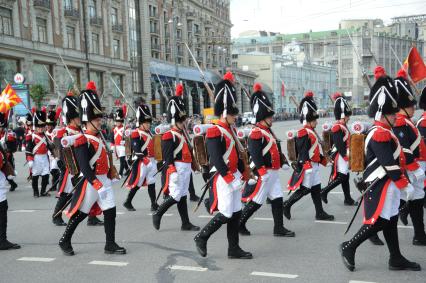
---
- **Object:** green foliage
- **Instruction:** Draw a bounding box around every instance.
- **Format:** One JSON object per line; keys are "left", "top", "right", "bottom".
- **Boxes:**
{"left": 29, "top": 84, "right": 46, "bottom": 108}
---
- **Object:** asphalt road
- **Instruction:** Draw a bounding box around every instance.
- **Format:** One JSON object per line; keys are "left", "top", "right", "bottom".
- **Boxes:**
{"left": 1, "top": 118, "right": 425, "bottom": 283}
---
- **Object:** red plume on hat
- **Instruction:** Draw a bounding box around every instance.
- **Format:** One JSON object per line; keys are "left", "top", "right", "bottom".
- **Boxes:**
{"left": 31, "top": 107, "right": 36, "bottom": 114}
{"left": 332, "top": 92, "right": 342, "bottom": 101}
{"left": 66, "top": 91, "right": 74, "bottom": 96}
{"left": 374, "top": 66, "right": 386, "bottom": 80}
{"left": 175, "top": 83, "right": 183, "bottom": 97}
{"left": 41, "top": 106, "right": 46, "bottom": 113}
{"left": 304, "top": 91, "right": 314, "bottom": 98}
{"left": 86, "top": 81, "right": 97, "bottom": 91}
{"left": 253, "top": 83, "right": 262, "bottom": 92}
{"left": 122, "top": 104, "right": 127, "bottom": 117}
{"left": 223, "top": 71, "right": 235, "bottom": 83}
{"left": 396, "top": 68, "right": 408, "bottom": 79}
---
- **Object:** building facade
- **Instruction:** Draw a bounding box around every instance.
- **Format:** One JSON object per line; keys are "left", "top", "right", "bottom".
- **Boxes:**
{"left": 0, "top": 0, "right": 133, "bottom": 113}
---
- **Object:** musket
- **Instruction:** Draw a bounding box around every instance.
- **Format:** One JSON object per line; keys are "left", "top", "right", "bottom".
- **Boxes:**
{"left": 346, "top": 30, "right": 372, "bottom": 89}
{"left": 184, "top": 42, "right": 215, "bottom": 103}
{"left": 193, "top": 172, "right": 218, "bottom": 213}
{"left": 151, "top": 64, "right": 170, "bottom": 101}
{"left": 109, "top": 77, "right": 137, "bottom": 114}
{"left": 43, "top": 65, "right": 62, "bottom": 106}
{"left": 56, "top": 51, "right": 80, "bottom": 93}
{"left": 389, "top": 45, "right": 421, "bottom": 96}
{"left": 53, "top": 177, "right": 84, "bottom": 218}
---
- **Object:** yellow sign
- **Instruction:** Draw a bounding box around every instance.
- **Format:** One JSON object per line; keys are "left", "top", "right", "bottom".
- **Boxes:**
{"left": 203, "top": 107, "right": 218, "bottom": 124}
{"left": 151, "top": 99, "right": 160, "bottom": 105}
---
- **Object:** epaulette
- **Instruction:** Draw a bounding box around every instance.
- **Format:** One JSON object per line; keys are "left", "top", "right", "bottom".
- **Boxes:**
{"left": 206, "top": 126, "right": 221, "bottom": 138}
{"left": 372, "top": 127, "right": 392, "bottom": 142}
{"left": 394, "top": 116, "right": 406, "bottom": 127}
{"left": 162, "top": 131, "right": 173, "bottom": 141}
{"left": 297, "top": 128, "right": 308, "bottom": 138}
{"left": 131, "top": 130, "right": 140, "bottom": 139}
{"left": 331, "top": 124, "right": 342, "bottom": 133}
{"left": 55, "top": 128, "right": 66, "bottom": 138}
{"left": 74, "top": 134, "right": 88, "bottom": 147}
{"left": 249, "top": 128, "right": 262, "bottom": 140}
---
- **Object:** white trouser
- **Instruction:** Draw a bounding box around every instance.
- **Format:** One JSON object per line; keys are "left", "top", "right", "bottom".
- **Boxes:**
{"left": 401, "top": 168, "right": 426, "bottom": 201}
{"left": 301, "top": 162, "right": 321, "bottom": 188}
{"left": 32, "top": 154, "right": 50, "bottom": 176}
{"left": 63, "top": 173, "right": 75, "bottom": 194}
{"left": 380, "top": 181, "right": 401, "bottom": 220}
{"left": 252, "top": 169, "right": 283, "bottom": 204}
{"left": 217, "top": 171, "right": 243, "bottom": 218}
{"left": 0, "top": 171, "right": 7, "bottom": 202}
{"left": 49, "top": 151, "right": 59, "bottom": 170}
{"left": 169, "top": 162, "right": 191, "bottom": 202}
{"left": 336, "top": 155, "right": 349, "bottom": 175}
{"left": 137, "top": 157, "right": 157, "bottom": 187}
{"left": 115, "top": 145, "right": 126, "bottom": 158}
{"left": 79, "top": 175, "right": 115, "bottom": 213}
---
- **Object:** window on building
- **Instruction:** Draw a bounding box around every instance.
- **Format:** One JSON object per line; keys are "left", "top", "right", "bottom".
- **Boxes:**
{"left": 132, "top": 70, "right": 139, "bottom": 93}
{"left": 36, "top": 17, "right": 47, "bottom": 43}
{"left": 91, "top": 33, "right": 99, "bottom": 54}
{"left": 246, "top": 47, "right": 255, "bottom": 53}
{"left": 113, "top": 39, "right": 120, "bottom": 59}
{"left": 89, "top": 70, "right": 103, "bottom": 92}
{"left": 0, "top": 57, "right": 19, "bottom": 87}
{"left": 272, "top": 46, "right": 282, "bottom": 55}
{"left": 32, "top": 63, "right": 52, "bottom": 92}
{"left": 89, "top": 0, "right": 97, "bottom": 18}
{"left": 259, "top": 47, "right": 269, "bottom": 53}
{"left": 150, "top": 21, "right": 158, "bottom": 33}
{"left": 111, "top": 74, "right": 122, "bottom": 98}
{"left": 64, "top": 0, "right": 73, "bottom": 9}
{"left": 111, "top": 7, "right": 118, "bottom": 26}
{"left": 66, "top": 26, "right": 75, "bottom": 49}
{"left": 0, "top": 7, "right": 12, "bottom": 36}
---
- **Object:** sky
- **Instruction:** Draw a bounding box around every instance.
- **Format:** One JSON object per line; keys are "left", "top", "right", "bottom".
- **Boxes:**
{"left": 230, "top": 0, "right": 425, "bottom": 37}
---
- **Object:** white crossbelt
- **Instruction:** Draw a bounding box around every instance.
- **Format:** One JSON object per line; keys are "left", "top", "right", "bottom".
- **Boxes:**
{"left": 305, "top": 128, "right": 323, "bottom": 157}
{"left": 138, "top": 130, "right": 152, "bottom": 155}
{"left": 114, "top": 127, "right": 124, "bottom": 142}
{"left": 32, "top": 133, "right": 47, "bottom": 154}
{"left": 170, "top": 131, "right": 185, "bottom": 158}
{"left": 85, "top": 135, "right": 106, "bottom": 169}
{"left": 404, "top": 118, "right": 421, "bottom": 153}
{"left": 210, "top": 126, "right": 235, "bottom": 172}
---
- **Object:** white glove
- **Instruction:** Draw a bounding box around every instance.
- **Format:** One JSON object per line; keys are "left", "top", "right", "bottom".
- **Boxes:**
{"left": 281, "top": 164, "right": 290, "bottom": 171}
{"left": 111, "top": 145, "right": 115, "bottom": 151}
{"left": 7, "top": 175, "right": 15, "bottom": 180}
{"left": 120, "top": 141, "right": 125, "bottom": 145}
{"left": 28, "top": 160, "right": 33, "bottom": 169}
{"left": 229, "top": 178, "right": 243, "bottom": 191}
{"left": 170, "top": 172, "right": 179, "bottom": 185}
{"left": 404, "top": 183, "right": 415, "bottom": 201}
{"left": 248, "top": 177, "right": 258, "bottom": 185}
{"left": 413, "top": 168, "right": 425, "bottom": 184}
{"left": 261, "top": 171, "right": 271, "bottom": 183}
{"left": 98, "top": 186, "right": 109, "bottom": 200}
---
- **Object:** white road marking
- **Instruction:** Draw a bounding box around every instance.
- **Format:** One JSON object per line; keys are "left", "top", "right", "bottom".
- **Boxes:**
{"left": 168, "top": 265, "right": 207, "bottom": 272}
{"left": 198, "top": 215, "right": 213, "bottom": 218}
{"left": 89, "top": 261, "right": 128, "bottom": 267}
{"left": 330, "top": 191, "right": 343, "bottom": 194}
{"left": 349, "top": 281, "right": 377, "bottom": 283}
{"left": 251, "top": 271, "right": 298, "bottom": 279}
{"left": 10, "top": 210, "right": 36, "bottom": 213}
{"left": 147, "top": 213, "right": 173, "bottom": 216}
{"left": 17, "top": 257, "right": 55, "bottom": 262}
{"left": 117, "top": 212, "right": 125, "bottom": 215}
{"left": 315, "top": 220, "right": 348, "bottom": 225}
{"left": 398, "top": 225, "right": 414, "bottom": 229}
{"left": 253, "top": 217, "right": 273, "bottom": 221}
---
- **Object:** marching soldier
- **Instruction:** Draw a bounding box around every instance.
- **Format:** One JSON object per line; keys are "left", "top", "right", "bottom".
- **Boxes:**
{"left": 58, "top": 82, "right": 125, "bottom": 256}
{"left": 416, "top": 86, "right": 426, "bottom": 209}
{"left": 339, "top": 75, "right": 420, "bottom": 271}
{"left": 320, "top": 93, "right": 357, "bottom": 206}
{"left": 26, "top": 109, "right": 51, "bottom": 197}
{"left": 285, "top": 91, "right": 334, "bottom": 221}
{"left": 393, "top": 69, "right": 426, "bottom": 246}
{"left": 124, "top": 103, "right": 159, "bottom": 212}
{"left": 0, "top": 115, "right": 18, "bottom": 192}
{"left": 0, "top": 112, "right": 20, "bottom": 250}
{"left": 46, "top": 109, "right": 62, "bottom": 192}
{"left": 239, "top": 83, "right": 295, "bottom": 237}
{"left": 194, "top": 72, "right": 252, "bottom": 259}
{"left": 113, "top": 106, "right": 129, "bottom": 177}
{"left": 152, "top": 84, "right": 199, "bottom": 231}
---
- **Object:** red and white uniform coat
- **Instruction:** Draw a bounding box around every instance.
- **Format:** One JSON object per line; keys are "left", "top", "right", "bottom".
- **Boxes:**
{"left": 205, "top": 121, "right": 245, "bottom": 218}
{"left": 288, "top": 125, "right": 327, "bottom": 191}
{"left": 113, "top": 125, "right": 126, "bottom": 158}
{"left": 330, "top": 121, "right": 350, "bottom": 180}
{"left": 45, "top": 128, "right": 59, "bottom": 171}
{"left": 126, "top": 129, "right": 157, "bottom": 190}
{"left": 161, "top": 127, "right": 192, "bottom": 202}
{"left": 25, "top": 132, "right": 50, "bottom": 176}
{"left": 56, "top": 125, "right": 80, "bottom": 194}
{"left": 243, "top": 123, "right": 283, "bottom": 204}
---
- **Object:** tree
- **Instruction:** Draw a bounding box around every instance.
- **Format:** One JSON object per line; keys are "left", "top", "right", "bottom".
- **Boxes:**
{"left": 30, "top": 84, "right": 46, "bottom": 108}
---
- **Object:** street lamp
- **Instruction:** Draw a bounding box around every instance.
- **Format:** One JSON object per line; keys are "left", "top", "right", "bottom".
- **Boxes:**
{"left": 168, "top": 18, "right": 182, "bottom": 84}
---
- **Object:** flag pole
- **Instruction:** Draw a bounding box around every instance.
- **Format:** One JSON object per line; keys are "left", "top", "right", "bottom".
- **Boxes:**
{"left": 390, "top": 46, "right": 421, "bottom": 96}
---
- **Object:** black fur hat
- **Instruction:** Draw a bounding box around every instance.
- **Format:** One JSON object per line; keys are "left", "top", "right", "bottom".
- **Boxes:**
{"left": 368, "top": 76, "right": 399, "bottom": 120}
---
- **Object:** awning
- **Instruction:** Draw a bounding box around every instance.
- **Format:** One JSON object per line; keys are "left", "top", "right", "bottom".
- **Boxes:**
{"left": 150, "top": 60, "right": 221, "bottom": 84}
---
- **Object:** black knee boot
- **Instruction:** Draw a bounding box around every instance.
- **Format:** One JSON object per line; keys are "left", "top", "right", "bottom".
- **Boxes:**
{"left": 123, "top": 187, "right": 139, "bottom": 211}
{"left": 52, "top": 193, "right": 72, "bottom": 226}
{"left": 311, "top": 185, "right": 334, "bottom": 221}
{"left": 383, "top": 216, "right": 421, "bottom": 271}
{"left": 271, "top": 197, "right": 295, "bottom": 237}
{"left": 399, "top": 199, "right": 409, "bottom": 225}
{"left": 59, "top": 210, "right": 88, "bottom": 255}
{"left": 368, "top": 232, "right": 385, "bottom": 245}
{"left": 103, "top": 207, "right": 126, "bottom": 254}
{"left": 194, "top": 212, "right": 229, "bottom": 257}
{"left": 238, "top": 201, "right": 261, "bottom": 236}
{"left": 8, "top": 179, "right": 17, "bottom": 192}
{"left": 177, "top": 196, "right": 200, "bottom": 231}
{"left": 339, "top": 217, "right": 388, "bottom": 271}
{"left": 87, "top": 215, "right": 104, "bottom": 226}
{"left": 409, "top": 199, "right": 426, "bottom": 245}
{"left": 147, "top": 184, "right": 159, "bottom": 211}
{"left": 0, "top": 200, "right": 20, "bottom": 250}
{"left": 32, "top": 175, "right": 39, "bottom": 198}
{"left": 188, "top": 174, "right": 200, "bottom": 202}
{"left": 40, "top": 174, "right": 50, "bottom": 196}
{"left": 49, "top": 169, "right": 60, "bottom": 192}
{"left": 283, "top": 186, "right": 310, "bottom": 220}
{"left": 321, "top": 173, "right": 344, "bottom": 204}
{"left": 341, "top": 174, "right": 357, "bottom": 206}
{"left": 152, "top": 196, "right": 177, "bottom": 230}
{"left": 227, "top": 211, "right": 253, "bottom": 259}
{"left": 119, "top": 156, "right": 126, "bottom": 176}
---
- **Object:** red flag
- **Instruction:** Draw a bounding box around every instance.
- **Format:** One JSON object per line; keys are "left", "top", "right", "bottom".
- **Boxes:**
{"left": 403, "top": 46, "right": 426, "bottom": 83}
{"left": 0, "top": 84, "right": 22, "bottom": 113}
{"left": 281, "top": 81, "right": 285, "bottom": 97}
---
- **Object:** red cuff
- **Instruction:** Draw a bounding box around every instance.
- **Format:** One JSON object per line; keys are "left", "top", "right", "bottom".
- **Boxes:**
{"left": 258, "top": 166, "right": 268, "bottom": 176}
{"left": 303, "top": 161, "right": 312, "bottom": 170}
{"left": 26, "top": 156, "right": 34, "bottom": 161}
{"left": 223, "top": 172, "right": 235, "bottom": 184}
{"left": 405, "top": 162, "right": 420, "bottom": 172}
{"left": 168, "top": 165, "right": 177, "bottom": 173}
{"left": 394, "top": 175, "right": 409, "bottom": 190}
{"left": 320, "top": 157, "right": 328, "bottom": 166}
{"left": 92, "top": 179, "right": 103, "bottom": 190}
{"left": 343, "top": 156, "right": 349, "bottom": 162}
{"left": 143, "top": 157, "right": 150, "bottom": 165}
